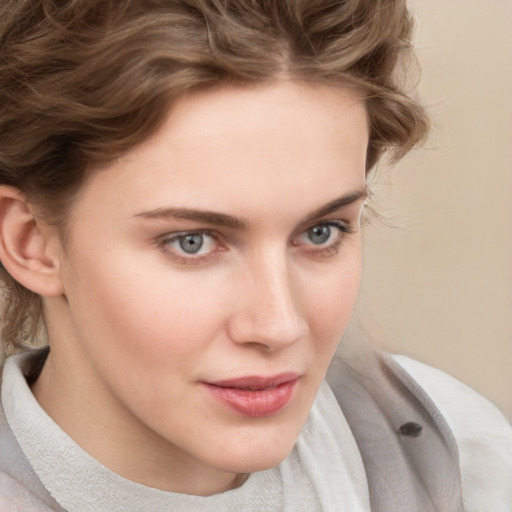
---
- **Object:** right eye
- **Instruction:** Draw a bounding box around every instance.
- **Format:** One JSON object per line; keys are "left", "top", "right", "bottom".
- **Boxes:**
{"left": 175, "top": 233, "right": 206, "bottom": 254}
{"left": 158, "top": 231, "right": 219, "bottom": 262}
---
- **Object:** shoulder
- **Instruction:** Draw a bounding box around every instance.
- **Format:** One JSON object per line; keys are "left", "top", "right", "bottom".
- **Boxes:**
{"left": 0, "top": 409, "right": 61, "bottom": 511}
{"left": 0, "top": 356, "right": 64, "bottom": 512}
{"left": 0, "top": 472, "right": 59, "bottom": 512}
{"left": 394, "top": 355, "right": 512, "bottom": 512}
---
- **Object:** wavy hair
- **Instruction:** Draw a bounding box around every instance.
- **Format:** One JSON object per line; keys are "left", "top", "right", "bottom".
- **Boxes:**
{"left": 0, "top": 0, "right": 429, "bottom": 356}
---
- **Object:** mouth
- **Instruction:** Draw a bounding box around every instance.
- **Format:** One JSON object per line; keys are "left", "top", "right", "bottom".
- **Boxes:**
{"left": 201, "top": 373, "right": 300, "bottom": 417}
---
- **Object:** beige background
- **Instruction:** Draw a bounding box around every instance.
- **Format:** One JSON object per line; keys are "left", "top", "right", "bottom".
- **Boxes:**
{"left": 357, "top": 0, "right": 512, "bottom": 418}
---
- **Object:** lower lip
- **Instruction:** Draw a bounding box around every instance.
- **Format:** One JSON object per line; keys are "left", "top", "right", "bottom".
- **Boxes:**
{"left": 202, "top": 379, "right": 298, "bottom": 417}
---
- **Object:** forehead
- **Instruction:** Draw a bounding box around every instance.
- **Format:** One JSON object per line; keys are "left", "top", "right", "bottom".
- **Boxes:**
{"left": 139, "top": 81, "right": 368, "bottom": 174}
{"left": 68, "top": 81, "right": 368, "bottom": 226}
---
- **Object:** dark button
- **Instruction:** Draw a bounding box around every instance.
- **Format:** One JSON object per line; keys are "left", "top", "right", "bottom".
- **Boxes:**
{"left": 399, "top": 422, "right": 423, "bottom": 437}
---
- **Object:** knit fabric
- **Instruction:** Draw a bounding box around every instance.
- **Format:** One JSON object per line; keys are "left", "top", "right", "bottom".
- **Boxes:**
{"left": 1, "top": 349, "right": 511, "bottom": 511}
{"left": 0, "top": 350, "right": 370, "bottom": 511}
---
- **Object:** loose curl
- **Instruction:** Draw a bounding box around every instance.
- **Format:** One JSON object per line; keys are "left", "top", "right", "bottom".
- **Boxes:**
{"left": 0, "top": 0, "right": 429, "bottom": 357}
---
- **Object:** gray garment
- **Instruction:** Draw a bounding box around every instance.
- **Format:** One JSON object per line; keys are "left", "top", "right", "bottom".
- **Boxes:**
{"left": 327, "top": 339, "right": 464, "bottom": 512}
{"left": 0, "top": 340, "right": 491, "bottom": 511}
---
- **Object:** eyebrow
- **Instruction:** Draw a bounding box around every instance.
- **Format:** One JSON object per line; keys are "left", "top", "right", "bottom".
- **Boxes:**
{"left": 133, "top": 187, "right": 368, "bottom": 229}
{"left": 301, "top": 187, "right": 368, "bottom": 224}
{"left": 134, "top": 206, "right": 247, "bottom": 229}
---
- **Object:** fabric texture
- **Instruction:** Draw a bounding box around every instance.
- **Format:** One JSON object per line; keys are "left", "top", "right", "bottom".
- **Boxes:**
{"left": 394, "top": 355, "right": 512, "bottom": 512}
{"left": 327, "top": 343, "right": 464, "bottom": 512}
{"left": 0, "top": 345, "right": 511, "bottom": 511}
{"left": 0, "top": 349, "right": 369, "bottom": 512}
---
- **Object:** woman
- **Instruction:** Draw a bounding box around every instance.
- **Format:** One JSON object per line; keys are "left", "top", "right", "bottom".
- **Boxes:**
{"left": 0, "top": 1, "right": 510, "bottom": 511}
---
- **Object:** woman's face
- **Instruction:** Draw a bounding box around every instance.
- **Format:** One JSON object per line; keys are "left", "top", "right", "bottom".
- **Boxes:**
{"left": 41, "top": 81, "right": 368, "bottom": 494}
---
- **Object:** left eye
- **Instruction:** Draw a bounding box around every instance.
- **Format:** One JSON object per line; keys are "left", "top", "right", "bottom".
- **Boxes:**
{"left": 162, "top": 232, "right": 217, "bottom": 256}
{"left": 306, "top": 225, "right": 332, "bottom": 244}
{"left": 296, "top": 222, "right": 346, "bottom": 247}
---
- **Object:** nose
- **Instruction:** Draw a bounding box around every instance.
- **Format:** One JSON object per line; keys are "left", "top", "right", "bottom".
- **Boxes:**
{"left": 226, "top": 252, "right": 309, "bottom": 350}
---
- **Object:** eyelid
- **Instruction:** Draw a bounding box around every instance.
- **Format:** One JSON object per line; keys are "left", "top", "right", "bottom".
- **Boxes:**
{"left": 156, "top": 229, "right": 222, "bottom": 264}
{"left": 158, "top": 229, "right": 212, "bottom": 245}
{"left": 293, "top": 218, "right": 355, "bottom": 241}
{"left": 298, "top": 221, "right": 357, "bottom": 260}
{"left": 155, "top": 219, "right": 358, "bottom": 266}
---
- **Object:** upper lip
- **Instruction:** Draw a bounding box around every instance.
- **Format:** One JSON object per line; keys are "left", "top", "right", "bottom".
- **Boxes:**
{"left": 203, "top": 372, "right": 300, "bottom": 390}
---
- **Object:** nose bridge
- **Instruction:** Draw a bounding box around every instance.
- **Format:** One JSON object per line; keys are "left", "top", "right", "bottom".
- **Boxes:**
{"left": 229, "top": 248, "right": 308, "bottom": 348}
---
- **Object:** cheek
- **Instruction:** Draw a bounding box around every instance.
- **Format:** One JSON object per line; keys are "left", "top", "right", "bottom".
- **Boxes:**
{"left": 300, "top": 251, "right": 362, "bottom": 379}
{"left": 64, "top": 236, "right": 361, "bottom": 381}
{"left": 65, "top": 250, "right": 231, "bottom": 372}
{"left": 304, "top": 249, "right": 362, "bottom": 337}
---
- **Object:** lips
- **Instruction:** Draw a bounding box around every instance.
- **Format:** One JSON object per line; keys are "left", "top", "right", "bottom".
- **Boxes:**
{"left": 202, "top": 373, "right": 299, "bottom": 417}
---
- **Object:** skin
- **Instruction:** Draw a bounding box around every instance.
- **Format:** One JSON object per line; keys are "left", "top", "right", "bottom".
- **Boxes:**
{"left": 32, "top": 81, "right": 369, "bottom": 496}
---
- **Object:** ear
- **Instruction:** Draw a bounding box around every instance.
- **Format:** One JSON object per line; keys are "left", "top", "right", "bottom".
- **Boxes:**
{"left": 0, "top": 186, "right": 64, "bottom": 297}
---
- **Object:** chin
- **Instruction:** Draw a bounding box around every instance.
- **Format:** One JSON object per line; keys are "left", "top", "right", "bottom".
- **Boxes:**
{"left": 208, "top": 425, "right": 301, "bottom": 474}
{"left": 221, "top": 448, "right": 294, "bottom": 474}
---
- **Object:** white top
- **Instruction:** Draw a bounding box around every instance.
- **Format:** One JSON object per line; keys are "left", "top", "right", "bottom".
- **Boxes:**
{"left": 1, "top": 352, "right": 370, "bottom": 512}
{"left": 1, "top": 352, "right": 512, "bottom": 511}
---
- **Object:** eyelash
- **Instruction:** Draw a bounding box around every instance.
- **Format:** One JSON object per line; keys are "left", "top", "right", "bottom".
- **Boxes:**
{"left": 295, "top": 221, "right": 356, "bottom": 259}
{"left": 157, "top": 221, "right": 356, "bottom": 266}
{"left": 157, "top": 230, "right": 221, "bottom": 266}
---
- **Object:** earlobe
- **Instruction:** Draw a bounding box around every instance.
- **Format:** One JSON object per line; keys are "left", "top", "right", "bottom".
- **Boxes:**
{"left": 0, "top": 186, "right": 64, "bottom": 297}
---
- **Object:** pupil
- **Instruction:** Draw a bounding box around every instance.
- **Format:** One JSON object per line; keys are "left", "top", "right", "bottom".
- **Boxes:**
{"left": 179, "top": 234, "right": 203, "bottom": 254}
{"left": 308, "top": 225, "right": 331, "bottom": 244}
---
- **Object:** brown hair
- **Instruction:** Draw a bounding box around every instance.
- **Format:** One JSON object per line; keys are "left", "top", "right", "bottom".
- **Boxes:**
{"left": 0, "top": 0, "right": 429, "bottom": 357}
